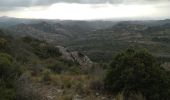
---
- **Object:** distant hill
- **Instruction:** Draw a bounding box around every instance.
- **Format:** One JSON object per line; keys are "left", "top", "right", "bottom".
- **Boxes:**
{"left": 66, "top": 22, "right": 170, "bottom": 62}
{"left": 0, "top": 16, "right": 41, "bottom": 28}
{"left": 9, "top": 21, "right": 96, "bottom": 44}
{"left": 1, "top": 17, "right": 170, "bottom": 62}
{"left": 0, "top": 16, "right": 117, "bottom": 28}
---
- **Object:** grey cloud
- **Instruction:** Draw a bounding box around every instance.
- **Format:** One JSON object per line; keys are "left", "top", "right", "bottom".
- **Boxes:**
{"left": 0, "top": 7, "right": 19, "bottom": 11}
{"left": 0, "top": 0, "right": 170, "bottom": 7}
{"left": 0, "top": 0, "right": 30, "bottom": 7}
{"left": 0, "top": 0, "right": 169, "bottom": 11}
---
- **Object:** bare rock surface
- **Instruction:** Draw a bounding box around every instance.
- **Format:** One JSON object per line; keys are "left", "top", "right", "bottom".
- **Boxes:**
{"left": 57, "top": 46, "right": 93, "bottom": 67}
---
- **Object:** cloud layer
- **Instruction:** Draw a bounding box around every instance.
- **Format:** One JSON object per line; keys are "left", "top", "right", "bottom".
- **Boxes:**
{"left": 0, "top": 0, "right": 170, "bottom": 20}
{"left": 0, "top": 0, "right": 169, "bottom": 7}
{"left": 0, "top": 0, "right": 169, "bottom": 11}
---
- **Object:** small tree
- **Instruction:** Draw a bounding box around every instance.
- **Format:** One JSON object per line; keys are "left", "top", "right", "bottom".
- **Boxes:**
{"left": 104, "top": 49, "right": 170, "bottom": 100}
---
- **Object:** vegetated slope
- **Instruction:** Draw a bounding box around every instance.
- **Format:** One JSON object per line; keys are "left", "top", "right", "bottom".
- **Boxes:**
{"left": 9, "top": 21, "right": 102, "bottom": 44}
{"left": 1, "top": 28, "right": 170, "bottom": 100}
{"left": 0, "top": 28, "right": 92, "bottom": 68}
{"left": 66, "top": 22, "right": 170, "bottom": 62}
{"left": 0, "top": 29, "right": 89, "bottom": 100}
{"left": 0, "top": 29, "right": 111, "bottom": 100}
{"left": 6, "top": 18, "right": 170, "bottom": 62}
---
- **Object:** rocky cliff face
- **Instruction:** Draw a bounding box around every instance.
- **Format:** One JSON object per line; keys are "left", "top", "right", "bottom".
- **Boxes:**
{"left": 56, "top": 46, "right": 93, "bottom": 67}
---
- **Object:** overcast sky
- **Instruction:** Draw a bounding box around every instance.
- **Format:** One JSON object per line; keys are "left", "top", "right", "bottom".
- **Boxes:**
{"left": 0, "top": 0, "right": 170, "bottom": 20}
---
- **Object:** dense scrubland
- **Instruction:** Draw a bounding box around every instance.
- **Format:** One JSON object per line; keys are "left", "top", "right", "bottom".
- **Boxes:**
{"left": 1, "top": 19, "right": 170, "bottom": 100}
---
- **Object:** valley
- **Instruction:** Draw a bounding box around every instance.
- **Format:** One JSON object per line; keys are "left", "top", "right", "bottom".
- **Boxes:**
{"left": 2, "top": 17, "right": 170, "bottom": 62}
{"left": 1, "top": 17, "right": 170, "bottom": 100}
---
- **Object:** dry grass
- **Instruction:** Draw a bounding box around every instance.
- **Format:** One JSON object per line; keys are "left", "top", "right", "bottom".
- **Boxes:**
{"left": 50, "top": 74, "right": 90, "bottom": 88}
{"left": 113, "top": 92, "right": 146, "bottom": 100}
{"left": 24, "top": 71, "right": 147, "bottom": 100}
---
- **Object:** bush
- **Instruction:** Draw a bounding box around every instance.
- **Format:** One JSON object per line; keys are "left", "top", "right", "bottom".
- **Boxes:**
{"left": 47, "top": 61, "right": 66, "bottom": 74}
{"left": 0, "top": 84, "right": 16, "bottom": 100}
{"left": 22, "top": 36, "right": 61, "bottom": 59}
{"left": 104, "top": 49, "right": 170, "bottom": 100}
{"left": 0, "top": 37, "right": 7, "bottom": 51}
{"left": 0, "top": 53, "right": 21, "bottom": 100}
{"left": 33, "top": 43, "right": 62, "bottom": 59}
{"left": 42, "top": 70, "right": 51, "bottom": 82}
{"left": 0, "top": 53, "right": 15, "bottom": 79}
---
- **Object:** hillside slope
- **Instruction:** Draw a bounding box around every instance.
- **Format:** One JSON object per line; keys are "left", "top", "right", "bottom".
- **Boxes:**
{"left": 66, "top": 22, "right": 170, "bottom": 61}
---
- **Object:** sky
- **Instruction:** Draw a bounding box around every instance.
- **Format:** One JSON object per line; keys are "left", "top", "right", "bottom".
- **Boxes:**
{"left": 0, "top": 0, "right": 170, "bottom": 20}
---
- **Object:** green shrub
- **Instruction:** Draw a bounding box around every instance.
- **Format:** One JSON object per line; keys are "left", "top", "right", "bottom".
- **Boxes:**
{"left": 104, "top": 49, "right": 170, "bottom": 100}
{"left": 0, "top": 37, "right": 7, "bottom": 51}
{"left": 0, "top": 53, "right": 21, "bottom": 100}
{"left": 33, "top": 43, "right": 61, "bottom": 59}
{"left": 47, "top": 61, "right": 66, "bottom": 74}
{"left": 0, "top": 53, "right": 14, "bottom": 79}
{"left": 0, "top": 83, "right": 16, "bottom": 100}
{"left": 42, "top": 70, "right": 51, "bottom": 82}
{"left": 59, "top": 58, "right": 79, "bottom": 67}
